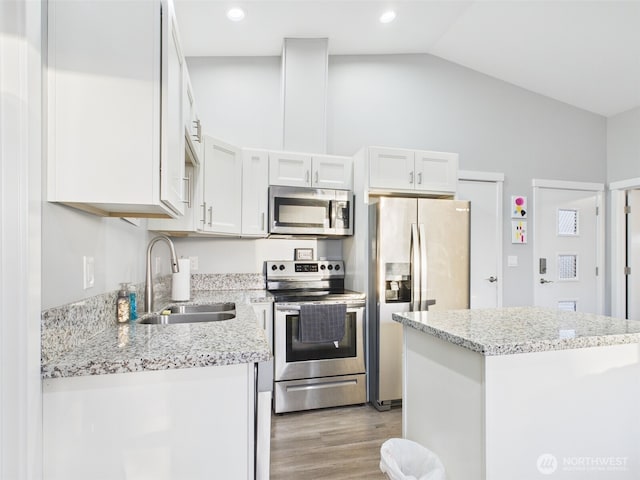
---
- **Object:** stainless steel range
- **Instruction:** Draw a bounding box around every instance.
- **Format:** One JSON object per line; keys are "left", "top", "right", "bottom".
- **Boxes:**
{"left": 266, "top": 260, "right": 366, "bottom": 413}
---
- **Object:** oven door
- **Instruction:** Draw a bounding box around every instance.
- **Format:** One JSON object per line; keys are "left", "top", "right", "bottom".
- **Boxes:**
{"left": 274, "top": 303, "right": 365, "bottom": 381}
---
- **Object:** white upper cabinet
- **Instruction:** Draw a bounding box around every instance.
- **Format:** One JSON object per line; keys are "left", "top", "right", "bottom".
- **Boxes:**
{"left": 202, "top": 136, "right": 242, "bottom": 235}
{"left": 414, "top": 150, "right": 458, "bottom": 193}
{"left": 242, "top": 149, "right": 269, "bottom": 237}
{"left": 369, "top": 146, "right": 458, "bottom": 194}
{"left": 147, "top": 163, "right": 201, "bottom": 233}
{"left": 313, "top": 154, "right": 354, "bottom": 190}
{"left": 268, "top": 152, "right": 312, "bottom": 187}
{"left": 369, "top": 147, "right": 415, "bottom": 191}
{"left": 47, "top": 0, "right": 185, "bottom": 217}
{"left": 161, "top": 1, "right": 186, "bottom": 215}
{"left": 269, "top": 152, "right": 353, "bottom": 190}
{"left": 183, "top": 68, "right": 202, "bottom": 166}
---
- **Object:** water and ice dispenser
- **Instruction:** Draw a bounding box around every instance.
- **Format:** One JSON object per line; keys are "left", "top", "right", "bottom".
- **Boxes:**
{"left": 384, "top": 263, "right": 411, "bottom": 303}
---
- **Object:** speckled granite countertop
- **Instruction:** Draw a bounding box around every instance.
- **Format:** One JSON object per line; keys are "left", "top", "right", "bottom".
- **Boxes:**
{"left": 42, "top": 290, "right": 273, "bottom": 379}
{"left": 393, "top": 306, "right": 640, "bottom": 356}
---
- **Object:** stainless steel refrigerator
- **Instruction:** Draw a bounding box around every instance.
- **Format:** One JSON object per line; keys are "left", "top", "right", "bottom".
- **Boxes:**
{"left": 368, "top": 196, "right": 470, "bottom": 410}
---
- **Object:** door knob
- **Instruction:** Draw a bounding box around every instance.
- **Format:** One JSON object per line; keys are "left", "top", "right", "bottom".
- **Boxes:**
{"left": 486, "top": 276, "right": 498, "bottom": 283}
{"left": 539, "top": 278, "right": 554, "bottom": 284}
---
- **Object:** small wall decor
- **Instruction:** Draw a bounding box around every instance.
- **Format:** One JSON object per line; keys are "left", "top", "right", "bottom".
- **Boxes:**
{"left": 512, "top": 220, "right": 527, "bottom": 244}
{"left": 511, "top": 196, "right": 527, "bottom": 218}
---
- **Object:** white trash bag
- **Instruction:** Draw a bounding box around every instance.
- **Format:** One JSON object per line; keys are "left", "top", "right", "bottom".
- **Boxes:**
{"left": 380, "top": 438, "right": 446, "bottom": 480}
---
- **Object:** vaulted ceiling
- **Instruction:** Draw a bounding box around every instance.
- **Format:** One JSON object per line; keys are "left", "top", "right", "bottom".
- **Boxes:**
{"left": 175, "top": 0, "right": 640, "bottom": 117}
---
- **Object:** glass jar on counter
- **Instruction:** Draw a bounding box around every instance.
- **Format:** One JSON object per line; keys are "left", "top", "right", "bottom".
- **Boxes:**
{"left": 116, "top": 283, "right": 130, "bottom": 323}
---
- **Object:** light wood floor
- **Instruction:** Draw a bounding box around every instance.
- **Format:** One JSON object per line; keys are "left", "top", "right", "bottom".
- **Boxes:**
{"left": 270, "top": 404, "right": 402, "bottom": 479}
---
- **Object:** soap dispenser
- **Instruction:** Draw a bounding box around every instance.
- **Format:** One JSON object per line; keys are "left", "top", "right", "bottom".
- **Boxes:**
{"left": 116, "top": 283, "right": 130, "bottom": 323}
{"left": 128, "top": 283, "right": 138, "bottom": 320}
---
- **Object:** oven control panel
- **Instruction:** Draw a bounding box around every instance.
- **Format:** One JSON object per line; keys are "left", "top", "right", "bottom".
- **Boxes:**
{"left": 266, "top": 260, "right": 344, "bottom": 278}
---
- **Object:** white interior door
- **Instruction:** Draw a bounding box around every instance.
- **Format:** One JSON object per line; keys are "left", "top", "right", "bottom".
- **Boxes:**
{"left": 533, "top": 183, "right": 603, "bottom": 314}
{"left": 627, "top": 190, "right": 640, "bottom": 320}
{"left": 458, "top": 176, "right": 503, "bottom": 308}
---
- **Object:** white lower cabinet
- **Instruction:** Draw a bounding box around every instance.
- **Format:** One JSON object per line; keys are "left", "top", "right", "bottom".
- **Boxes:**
{"left": 252, "top": 302, "right": 273, "bottom": 347}
{"left": 43, "top": 365, "right": 254, "bottom": 480}
{"left": 251, "top": 302, "right": 274, "bottom": 480}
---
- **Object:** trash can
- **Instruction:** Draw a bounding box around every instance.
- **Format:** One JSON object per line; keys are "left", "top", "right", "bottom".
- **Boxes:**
{"left": 380, "top": 438, "right": 446, "bottom": 480}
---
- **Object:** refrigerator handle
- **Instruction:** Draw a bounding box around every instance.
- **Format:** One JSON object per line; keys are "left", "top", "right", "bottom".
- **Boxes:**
{"left": 410, "top": 224, "right": 420, "bottom": 312}
{"left": 418, "top": 224, "right": 429, "bottom": 310}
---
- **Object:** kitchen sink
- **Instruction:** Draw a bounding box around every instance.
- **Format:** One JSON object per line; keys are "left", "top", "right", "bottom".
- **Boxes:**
{"left": 167, "top": 303, "right": 236, "bottom": 314}
{"left": 138, "top": 311, "right": 236, "bottom": 325}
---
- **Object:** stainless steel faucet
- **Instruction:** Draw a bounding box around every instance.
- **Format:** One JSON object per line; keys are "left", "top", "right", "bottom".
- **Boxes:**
{"left": 145, "top": 235, "right": 179, "bottom": 313}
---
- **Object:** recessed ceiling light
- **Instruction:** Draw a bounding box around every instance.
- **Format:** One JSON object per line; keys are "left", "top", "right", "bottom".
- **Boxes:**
{"left": 227, "top": 7, "right": 245, "bottom": 22}
{"left": 379, "top": 10, "right": 396, "bottom": 24}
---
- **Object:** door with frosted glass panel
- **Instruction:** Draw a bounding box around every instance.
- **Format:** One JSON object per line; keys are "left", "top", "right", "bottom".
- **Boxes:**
{"left": 533, "top": 185, "right": 603, "bottom": 314}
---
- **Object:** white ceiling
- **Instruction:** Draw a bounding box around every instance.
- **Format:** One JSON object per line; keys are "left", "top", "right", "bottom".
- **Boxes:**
{"left": 174, "top": 0, "right": 640, "bottom": 117}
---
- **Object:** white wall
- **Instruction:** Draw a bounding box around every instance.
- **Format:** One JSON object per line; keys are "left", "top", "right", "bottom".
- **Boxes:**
{"left": 607, "top": 106, "right": 640, "bottom": 183}
{"left": 188, "top": 53, "right": 606, "bottom": 306}
{"left": 186, "top": 56, "right": 281, "bottom": 149}
{"left": 41, "top": 203, "right": 150, "bottom": 309}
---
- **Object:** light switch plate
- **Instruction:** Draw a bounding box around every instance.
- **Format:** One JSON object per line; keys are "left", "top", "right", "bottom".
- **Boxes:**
{"left": 83, "top": 256, "right": 95, "bottom": 289}
{"left": 507, "top": 255, "right": 518, "bottom": 267}
{"left": 189, "top": 256, "right": 199, "bottom": 271}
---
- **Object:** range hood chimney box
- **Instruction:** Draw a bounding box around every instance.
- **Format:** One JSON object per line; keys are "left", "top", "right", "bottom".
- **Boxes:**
{"left": 281, "top": 38, "right": 329, "bottom": 153}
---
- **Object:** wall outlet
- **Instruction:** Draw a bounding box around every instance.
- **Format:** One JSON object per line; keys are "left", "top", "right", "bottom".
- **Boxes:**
{"left": 83, "top": 256, "right": 95, "bottom": 289}
{"left": 190, "top": 256, "right": 199, "bottom": 271}
{"left": 155, "top": 256, "right": 162, "bottom": 275}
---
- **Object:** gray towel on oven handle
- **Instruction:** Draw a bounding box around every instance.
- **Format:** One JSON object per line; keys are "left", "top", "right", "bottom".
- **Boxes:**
{"left": 298, "top": 303, "right": 347, "bottom": 344}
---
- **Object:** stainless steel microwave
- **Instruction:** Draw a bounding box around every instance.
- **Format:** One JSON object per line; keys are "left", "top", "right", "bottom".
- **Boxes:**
{"left": 268, "top": 186, "right": 353, "bottom": 237}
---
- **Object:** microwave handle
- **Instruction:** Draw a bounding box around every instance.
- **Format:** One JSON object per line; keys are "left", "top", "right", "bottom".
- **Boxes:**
{"left": 329, "top": 200, "right": 337, "bottom": 229}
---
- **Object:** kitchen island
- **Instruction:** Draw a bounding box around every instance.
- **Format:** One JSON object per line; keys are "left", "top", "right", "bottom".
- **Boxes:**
{"left": 393, "top": 307, "right": 640, "bottom": 480}
{"left": 42, "top": 290, "right": 272, "bottom": 480}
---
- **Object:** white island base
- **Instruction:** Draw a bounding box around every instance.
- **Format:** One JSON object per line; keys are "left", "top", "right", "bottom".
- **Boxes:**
{"left": 403, "top": 327, "right": 640, "bottom": 479}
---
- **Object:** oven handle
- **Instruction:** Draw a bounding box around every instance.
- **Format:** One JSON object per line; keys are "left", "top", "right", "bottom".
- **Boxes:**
{"left": 275, "top": 304, "right": 364, "bottom": 314}
{"left": 286, "top": 379, "right": 358, "bottom": 392}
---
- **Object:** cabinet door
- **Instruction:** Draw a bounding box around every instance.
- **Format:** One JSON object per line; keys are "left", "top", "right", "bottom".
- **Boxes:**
{"left": 415, "top": 150, "right": 458, "bottom": 193}
{"left": 312, "top": 155, "right": 353, "bottom": 190}
{"left": 269, "top": 152, "right": 312, "bottom": 187}
{"left": 369, "top": 147, "right": 415, "bottom": 191}
{"left": 252, "top": 303, "right": 273, "bottom": 346}
{"left": 242, "top": 150, "right": 269, "bottom": 237}
{"left": 148, "top": 164, "right": 201, "bottom": 233}
{"left": 202, "top": 136, "right": 242, "bottom": 234}
{"left": 47, "top": 0, "right": 174, "bottom": 217}
{"left": 183, "top": 69, "right": 202, "bottom": 166}
{"left": 160, "top": 0, "right": 185, "bottom": 216}
{"left": 43, "top": 366, "right": 251, "bottom": 480}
